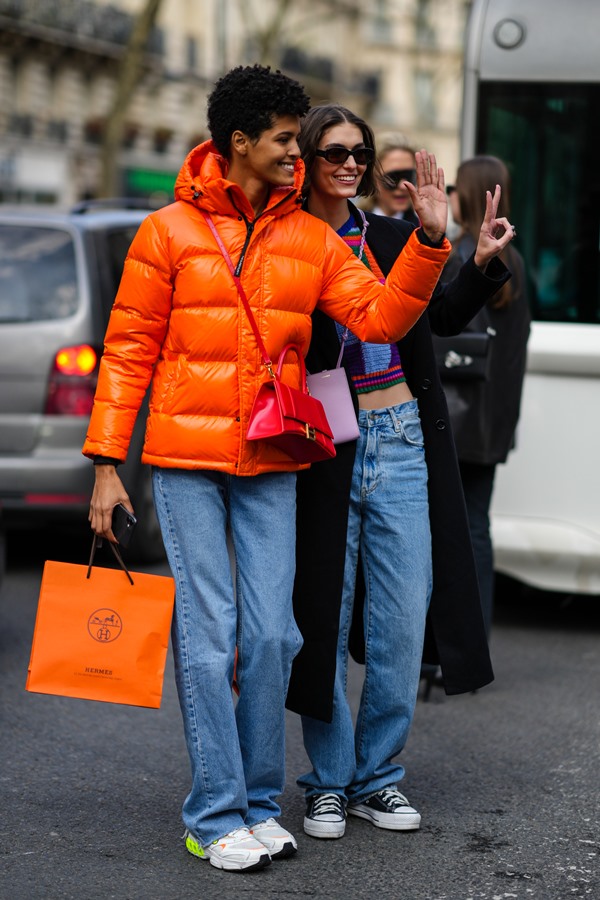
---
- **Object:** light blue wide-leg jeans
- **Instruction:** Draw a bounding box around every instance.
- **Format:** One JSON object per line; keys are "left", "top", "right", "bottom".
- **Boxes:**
{"left": 299, "top": 400, "right": 432, "bottom": 802}
{"left": 152, "top": 468, "right": 301, "bottom": 846}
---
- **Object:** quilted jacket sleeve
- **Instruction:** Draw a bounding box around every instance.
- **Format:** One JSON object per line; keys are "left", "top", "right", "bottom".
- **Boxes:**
{"left": 317, "top": 227, "right": 451, "bottom": 343}
{"left": 82, "top": 216, "right": 173, "bottom": 461}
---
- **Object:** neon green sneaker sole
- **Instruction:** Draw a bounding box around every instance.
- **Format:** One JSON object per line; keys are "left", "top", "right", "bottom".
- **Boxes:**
{"left": 183, "top": 827, "right": 271, "bottom": 871}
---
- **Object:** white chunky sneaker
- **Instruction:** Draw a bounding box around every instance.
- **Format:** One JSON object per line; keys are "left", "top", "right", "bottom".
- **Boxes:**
{"left": 250, "top": 818, "right": 298, "bottom": 859}
{"left": 184, "top": 826, "right": 271, "bottom": 871}
{"left": 347, "top": 787, "right": 421, "bottom": 830}
{"left": 304, "top": 792, "right": 347, "bottom": 839}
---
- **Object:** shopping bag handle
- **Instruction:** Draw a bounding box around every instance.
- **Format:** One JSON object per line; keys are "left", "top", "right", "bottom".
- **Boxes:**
{"left": 87, "top": 534, "right": 134, "bottom": 586}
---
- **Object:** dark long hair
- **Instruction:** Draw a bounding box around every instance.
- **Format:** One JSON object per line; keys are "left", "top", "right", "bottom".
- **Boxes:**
{"left": 455, "top": 155, "right": 516, "bottom": 308}
{"left": 298, "top": 104, "right": 377, "bottom": 198}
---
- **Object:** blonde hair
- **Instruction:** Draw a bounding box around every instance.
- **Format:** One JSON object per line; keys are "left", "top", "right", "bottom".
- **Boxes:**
{"left": 364, "top": 132, "right": 417, "bottom": 211}
{"left": 376, "top": 132, "right": 416, "bottom": 164}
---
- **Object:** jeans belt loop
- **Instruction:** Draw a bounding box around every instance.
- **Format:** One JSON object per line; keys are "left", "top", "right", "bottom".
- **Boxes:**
{"left": 388, "top": 404, "right": 401, "bottom": 433}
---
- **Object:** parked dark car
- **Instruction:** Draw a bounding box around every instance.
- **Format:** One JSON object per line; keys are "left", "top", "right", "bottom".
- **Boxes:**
{"left": 0, "top": 203, "right": 165, "bottom": 561}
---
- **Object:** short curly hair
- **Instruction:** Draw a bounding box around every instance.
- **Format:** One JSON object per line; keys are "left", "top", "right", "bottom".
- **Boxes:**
{"left": 207, "top": 64, "right": 311, "bottom": 158}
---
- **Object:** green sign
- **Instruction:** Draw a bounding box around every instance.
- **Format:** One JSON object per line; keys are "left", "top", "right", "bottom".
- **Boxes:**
{"left": 124, "top": 168, "right": 176, "bottom": 196}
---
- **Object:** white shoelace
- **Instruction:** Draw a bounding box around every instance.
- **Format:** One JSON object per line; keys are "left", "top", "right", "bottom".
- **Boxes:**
{"left": 225, "top": 826, "right": 252, "bottom": 840}
{"left": 311, "top": 793, "right": 344, "bottom": 815}
{"left": 377, "top": 788, "right": 409, "bottom": 809}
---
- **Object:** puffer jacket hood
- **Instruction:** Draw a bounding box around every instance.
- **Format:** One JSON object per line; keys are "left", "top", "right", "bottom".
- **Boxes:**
{"left": 174, "top": 139, "right": 305, "bottom": 221}
{"left": 84, "top": 142, "right": 450, "bottom": 475}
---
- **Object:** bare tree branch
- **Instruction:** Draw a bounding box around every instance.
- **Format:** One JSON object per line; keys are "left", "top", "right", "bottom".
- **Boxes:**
{"left": 236, "top": 0, "right": 307, "bottom": 65}
{"left": 98, "top": 0, "right": 163, "bottom": 198}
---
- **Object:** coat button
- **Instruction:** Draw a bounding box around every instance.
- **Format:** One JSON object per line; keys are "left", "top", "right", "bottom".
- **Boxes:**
{"left": 422, "top": 378, "right": 432, "bottom": 390}
{"left": 435, "top": 418, "right": 446, "bottom": 430}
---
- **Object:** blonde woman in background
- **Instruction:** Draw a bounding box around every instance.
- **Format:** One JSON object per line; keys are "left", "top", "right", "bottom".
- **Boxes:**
{"left": 371, "top": 134, "right": 420, "bottom": 226}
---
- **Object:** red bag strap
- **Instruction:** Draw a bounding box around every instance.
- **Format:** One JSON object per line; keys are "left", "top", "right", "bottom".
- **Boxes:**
{"left": 202, "top": 212, "right": 275, "bottom": 378}
{"left": 276, "top": 343, "right": 308, "bottom": 392}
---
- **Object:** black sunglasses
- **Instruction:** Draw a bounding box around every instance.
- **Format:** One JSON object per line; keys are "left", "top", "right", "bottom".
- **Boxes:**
{"left": 380, "top": 168, "right": 417, "bottom": 189}
{"left": 315, "top": 146, "right": 375, "bottom": 166}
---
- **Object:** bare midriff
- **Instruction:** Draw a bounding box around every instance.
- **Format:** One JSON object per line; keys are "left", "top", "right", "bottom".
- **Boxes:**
{"left": 357, "top": 380, "right": 414, "bottom": 410}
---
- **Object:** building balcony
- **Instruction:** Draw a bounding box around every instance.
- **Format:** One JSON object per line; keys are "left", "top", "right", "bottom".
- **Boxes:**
{"left": 0, "top": 0, "right": 163, "bottom": 67}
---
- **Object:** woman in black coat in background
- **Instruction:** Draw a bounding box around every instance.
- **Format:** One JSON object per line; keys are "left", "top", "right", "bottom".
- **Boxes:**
{"left": 286, "top": 105, "right": 515, "bottom": 840}
{"left": 442, "top": 156, "right": 531, "bottom": 637}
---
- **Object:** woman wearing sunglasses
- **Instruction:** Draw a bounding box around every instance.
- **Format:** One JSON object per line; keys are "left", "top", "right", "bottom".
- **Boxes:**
{"left": 372, "top": 138, "right": 420, "bottom": 226}
{"left": 287, "top": 104, "right": 516, "bottom": 840}
{"left": 83, "top": 69, "right": 453, "bottom": 875}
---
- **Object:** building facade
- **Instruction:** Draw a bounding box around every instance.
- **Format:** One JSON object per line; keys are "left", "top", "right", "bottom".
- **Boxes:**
{"left": 0, "top": 0, "right": 471, "bottom": 205}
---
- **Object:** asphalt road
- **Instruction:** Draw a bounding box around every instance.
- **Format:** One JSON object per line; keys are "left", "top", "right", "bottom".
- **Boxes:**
{"left": 1, "top": 528, "right": 599, "bottom": 900}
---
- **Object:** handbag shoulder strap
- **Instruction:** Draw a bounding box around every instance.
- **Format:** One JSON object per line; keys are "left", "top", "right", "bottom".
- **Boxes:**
{"left": 333, "top": 208, "right": 367, "bottom": 370}
{"left": 336, "top": 331, "right": 348, "bottom": 369}
{"left": 202, "top": 212, "right": 275, "bottom": 378}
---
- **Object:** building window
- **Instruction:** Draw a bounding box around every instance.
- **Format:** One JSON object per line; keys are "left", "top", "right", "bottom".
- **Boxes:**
{"left": 415, "top": 0, "right": 436, "bottom": 47}
{"left": 414, "top": 71, "right": 436, "bottom": 126}
{"left": 8, "top": 114, "right": 33, "bottom": 137}
{"left": 186, "top": 36, "right": 198, "bottom": 72}
{"left": 370, "top": 0, "right": 392, "bottom": 43}
{"left": 84, "top": 117, "right": 106, "bottom": 144}
{"left": 153, "top": 126, "right": 174, "bottom": 154}
{"left": 47, "top": 119, "right": 69, "bottom": 142}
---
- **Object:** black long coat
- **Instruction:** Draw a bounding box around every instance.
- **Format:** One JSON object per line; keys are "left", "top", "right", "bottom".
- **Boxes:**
{"left": 286, "top": 209, "right": 509, "bottom": 723}
{"left": 442, "top": 235, "right": 531, "bottom": 465}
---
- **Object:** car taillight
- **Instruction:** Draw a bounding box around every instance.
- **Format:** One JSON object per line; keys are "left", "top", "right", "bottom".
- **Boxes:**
{"left": 45, "top": 344, "right": 100, "bottom": 416}
{"left": 55, "top": 345, "right": 97, "bottom": 376}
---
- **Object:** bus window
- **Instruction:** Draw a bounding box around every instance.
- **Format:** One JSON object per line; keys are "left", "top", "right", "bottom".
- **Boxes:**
{"left": 460, "top": 0, "right": 600, "bottom": 597}
{"left": 476, "top": 82, "right": 600, "bottom": 325}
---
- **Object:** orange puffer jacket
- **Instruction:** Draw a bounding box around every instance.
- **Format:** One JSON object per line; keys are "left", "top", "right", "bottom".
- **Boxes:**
{"left": 83, "top": 141, "right": 450, "bottom": 475}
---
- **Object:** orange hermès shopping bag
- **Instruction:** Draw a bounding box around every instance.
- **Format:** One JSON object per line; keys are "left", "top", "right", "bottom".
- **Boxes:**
{"left": 26, "top": 537, "right": 175, "bottom": 708}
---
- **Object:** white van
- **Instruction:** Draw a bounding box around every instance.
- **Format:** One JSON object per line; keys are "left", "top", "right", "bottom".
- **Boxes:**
{"left": 461, "top": 0, "right": 600, "bottom": 594}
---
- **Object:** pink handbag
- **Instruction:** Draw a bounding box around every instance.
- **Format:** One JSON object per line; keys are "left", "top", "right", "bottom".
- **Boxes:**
{"left": 306, "top": 331, "right": 359, "bottom": 445}
{"left": 203, "top": 214, "right": 335, "bottom": 464}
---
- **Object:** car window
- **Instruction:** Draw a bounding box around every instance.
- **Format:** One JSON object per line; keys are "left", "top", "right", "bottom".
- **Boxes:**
{"left": 93, "top": 225, "right": 144, "bottom": 321}
{"left": 0, "top": 225, "right": 78, "bottom": 323}
{"left": 106, "top": 227, "right": 140, "bottom": 292}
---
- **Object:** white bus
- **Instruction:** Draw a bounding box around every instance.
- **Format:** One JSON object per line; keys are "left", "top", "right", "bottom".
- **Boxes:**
{"left": 461, "top": 0, "right": 600, "bottom": 595}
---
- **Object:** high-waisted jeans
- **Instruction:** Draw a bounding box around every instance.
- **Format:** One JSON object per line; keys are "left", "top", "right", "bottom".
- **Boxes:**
{"left": 153, "top": 468, "right": 302, "bottom": 845}
{"left": 299, "top": 399, "right": 432, "bottom": 801}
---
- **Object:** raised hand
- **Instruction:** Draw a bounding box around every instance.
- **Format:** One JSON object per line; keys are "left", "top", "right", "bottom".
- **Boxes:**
{"left": 404, "top": 149, "right": 448, "bottom": 243}
{"left": 474, "top": 184, "right": 516, "bottom": 270}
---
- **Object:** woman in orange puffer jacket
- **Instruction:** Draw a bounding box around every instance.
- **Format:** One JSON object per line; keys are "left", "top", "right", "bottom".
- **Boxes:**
{"left": 83, "top": 65, "right": 450, "bottom": 873}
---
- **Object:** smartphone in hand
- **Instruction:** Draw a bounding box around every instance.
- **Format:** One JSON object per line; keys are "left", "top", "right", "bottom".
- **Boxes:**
{"left": 111, "top": 503, "right": 137, "bottom": 548}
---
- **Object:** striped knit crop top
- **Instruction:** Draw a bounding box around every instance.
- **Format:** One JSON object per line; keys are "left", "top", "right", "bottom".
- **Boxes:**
{"left": 335, "top": 214, "right": 405, "bottom": 394}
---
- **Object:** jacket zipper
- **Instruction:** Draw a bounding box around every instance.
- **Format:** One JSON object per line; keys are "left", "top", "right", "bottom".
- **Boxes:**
{"left": 235, "top": 218, "right": 254, "bottom": 276}
{"left": 234, "top": 192, "right": 294, "bottom": 276}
